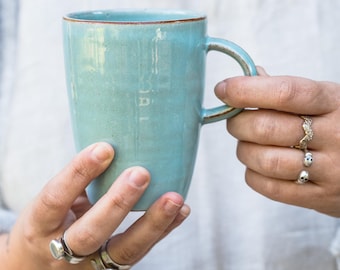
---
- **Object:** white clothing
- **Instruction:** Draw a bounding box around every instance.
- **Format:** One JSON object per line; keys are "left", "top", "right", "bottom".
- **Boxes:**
{"left": 1, "top": 0, "right": 340, "bottom": 269}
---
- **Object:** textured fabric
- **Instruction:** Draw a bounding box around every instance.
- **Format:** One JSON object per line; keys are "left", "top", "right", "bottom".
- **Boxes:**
{"left": 0, "top": 209, "right": 16, "bottom": 234}
{"left": 1, "top": 0, "right": 340, "bottom": 269}
{"left": 0, "top": 0, "right": 19, "bottom": 209}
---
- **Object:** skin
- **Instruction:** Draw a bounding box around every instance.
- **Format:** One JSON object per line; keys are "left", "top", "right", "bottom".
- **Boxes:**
{"left": 0, "top": 142, "right": 190, "bottom": 269}
{"left": 215, "top": 66, "right": 340, "bottom": 217}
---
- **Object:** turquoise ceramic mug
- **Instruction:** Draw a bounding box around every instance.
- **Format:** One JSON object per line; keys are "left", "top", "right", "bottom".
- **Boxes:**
{"left": 63, "top": 9, "right": 257, "bottom": 210}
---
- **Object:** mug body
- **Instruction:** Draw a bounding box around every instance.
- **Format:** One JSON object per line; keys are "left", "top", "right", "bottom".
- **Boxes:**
{"left": 63, "top": 10, "right": 207, "bottom": 210}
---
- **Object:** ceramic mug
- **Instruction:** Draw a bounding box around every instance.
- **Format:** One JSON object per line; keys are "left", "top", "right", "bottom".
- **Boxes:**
{"left": 63, "top": 9, "right": 257, "bottom": 210}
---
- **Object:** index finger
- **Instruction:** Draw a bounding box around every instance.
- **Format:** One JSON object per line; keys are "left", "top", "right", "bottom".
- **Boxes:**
{"left": 215, "top": 75, "right": 338, "bottom": 115}
{"left": 30, "top": 142, "right": 114, "bottom": 233}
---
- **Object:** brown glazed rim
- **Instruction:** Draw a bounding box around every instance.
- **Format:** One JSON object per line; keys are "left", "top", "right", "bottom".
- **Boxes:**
{"left": 63, "top": 9, "right": 206, "bottom": 24}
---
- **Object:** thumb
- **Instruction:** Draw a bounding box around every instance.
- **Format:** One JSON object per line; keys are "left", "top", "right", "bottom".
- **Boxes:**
{"left": 30, "top": 142, "right": 114, "bottom": 233}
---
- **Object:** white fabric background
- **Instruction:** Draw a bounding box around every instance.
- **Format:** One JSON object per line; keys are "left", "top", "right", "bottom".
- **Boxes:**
{"left": 1, "top": 0, "right": 340, "bottom": 269}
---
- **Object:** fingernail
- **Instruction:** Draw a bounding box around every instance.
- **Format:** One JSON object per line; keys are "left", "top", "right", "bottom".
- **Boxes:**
{"left": 179, "top": 204, "right": 191, "bottom": 218}
{"left": 164, "top": 200, "right": 181, "bottom": 215}
{"left": 214, "top": 80, "right": 227, "bottom": 100}
{"left": 91, "top": 143, "right": 113, "bottom": 163}
{"left": 128, "top": 167, "right": 149, "bottom": 188}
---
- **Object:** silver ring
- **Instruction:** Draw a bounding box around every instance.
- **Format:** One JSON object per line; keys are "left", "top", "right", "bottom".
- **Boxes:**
{"left": 99, "top": 240, "right": 131, "bottom": 270}
{"left": 90, "top": 254, "right": 107, "bottom": 270}
{"left": 90, "top": 240, "right": 132, "bottom": 270}
{"left": 296, "top": 170, "right": 309, "bottom": 184}
{"left": 100, "top": 240, "right": 131, "bottom": 270}
{"left": 294, "top": 116, "right": 313, "bottom": 151}
{"left": 49, "top": 231, "right": 85, "bottom": 264}
{"left": 303, "top": 151, "right": 313, "bottom": 167}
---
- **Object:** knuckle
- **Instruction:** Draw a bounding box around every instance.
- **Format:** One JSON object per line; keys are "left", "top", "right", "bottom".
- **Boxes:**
{"left": 40, "top": 190, "right": 64, "bottom": 211}
{"left": 252, "top": 115, "right": 277, "bottom": 143}
{"left": 108, "top": 192, "right": 131, "bottom": 211}
{"left": 276, "top": 79, "right": 297, "bottom": 106}
{"left": 110, "top": 234, "right": 140, "bottom": 263}
{"left": 148, "top": 216, "right": 167, "bottom": 232}
{"left": 118, "top": 246, "right": 139, "bottom": 262}
{"left": 306, "top": 81, "right": 323, "bottom": 107}
{"left": 321, "top": 82, "right": 340, "bottom": 110}
{"left": 263, "top": 181, "right": 284, "bottom": 202}
{"left": 69, "top": 159, "right": 92, "bottom": 182}
{"left": 75, "top": 227, "right": 101, "bottom": 250}
{"left": 258, "top": 151, "right": 281, "bottom": 175}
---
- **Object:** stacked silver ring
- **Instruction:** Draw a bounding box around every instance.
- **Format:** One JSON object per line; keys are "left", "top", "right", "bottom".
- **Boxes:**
{"left": 91, "top": 240, "right": 131, "bottom": 270}
{"left": 294, "top": 116, "right": 313, "bottom": 184}
{"left": 50, "top": 232, "right": 131, "bottom": 270}
{"left": 49, "top": 231, "right": 85, "bottom": 264}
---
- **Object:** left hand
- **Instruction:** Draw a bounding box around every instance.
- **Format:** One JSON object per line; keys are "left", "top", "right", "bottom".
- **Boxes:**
{"left": 215, "top": 67, "right": 340, "bottom": 217}
{"left": 1, "top": 143, "right": 190, "bottom": 270}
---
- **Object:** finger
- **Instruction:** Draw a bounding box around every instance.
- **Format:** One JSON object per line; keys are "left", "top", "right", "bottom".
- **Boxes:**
{"left": 31, "top": 142, "right": 114, "bottom": 233}
{"left": 256, "top": 66, "right": 270, "bottom": 76}
{"left": 159, "top": 203, "right": 191, "bottom": 240}
{"left": 245, "top": 168, "right": 323, "bottom": 211}
{"left": 227, "top": 110, "right": 323, "bottom": 150}
{"left": 215, "top": 75, "right": 338, "bottom": 115}
{"left": 70, "top": 191, "right": 92, "bottom": 219}
{"left": 107, "top": 192, "right": 188, "bottom": 265}
{"left": 236, "top": 141, "right": 330, "bottom": 182}
{"left": 65, "top": 166, "right": 150, "bottom": 256}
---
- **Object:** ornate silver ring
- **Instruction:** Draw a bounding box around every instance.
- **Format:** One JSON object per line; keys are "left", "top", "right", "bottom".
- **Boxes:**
{"left": 294, "top": 116, "right": 313, "bottom": 151}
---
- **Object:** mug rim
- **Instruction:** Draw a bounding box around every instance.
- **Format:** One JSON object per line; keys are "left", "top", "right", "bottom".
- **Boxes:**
{"left": 63, "top": 9, "right": 206, "bottom": 24}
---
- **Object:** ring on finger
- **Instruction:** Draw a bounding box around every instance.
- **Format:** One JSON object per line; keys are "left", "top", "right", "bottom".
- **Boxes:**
{"left": 101, "top": 240, "right": 131, "bottom": 270}
{"left": 303, "top": 151, "right": 313, "bottom": 167}
{"left": 296, "top": 170, "right": 309, "bottom": 184}
{"left": 90, "top": 240, "right": 131, "bottom": 270}
{"left": 294, "top": 116, "right": 313, "bottom": 151}
{"left": 49, "top": 231, "right": 85, "bottom": 264}
{"left": 292, "top": 115, "right": 314, "bottom": 168}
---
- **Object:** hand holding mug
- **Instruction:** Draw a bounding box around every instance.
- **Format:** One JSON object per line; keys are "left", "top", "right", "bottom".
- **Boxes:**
{"left": 1, "top": 143, "right": 190, "bottom": 270}
{"left": 215, "top": 67, "right": 340, "bottom": 217}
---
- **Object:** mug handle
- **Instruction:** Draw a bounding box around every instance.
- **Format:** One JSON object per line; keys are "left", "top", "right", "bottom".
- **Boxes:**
{"left": 201, "top": 37, "right": 257, "bottom": 125}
